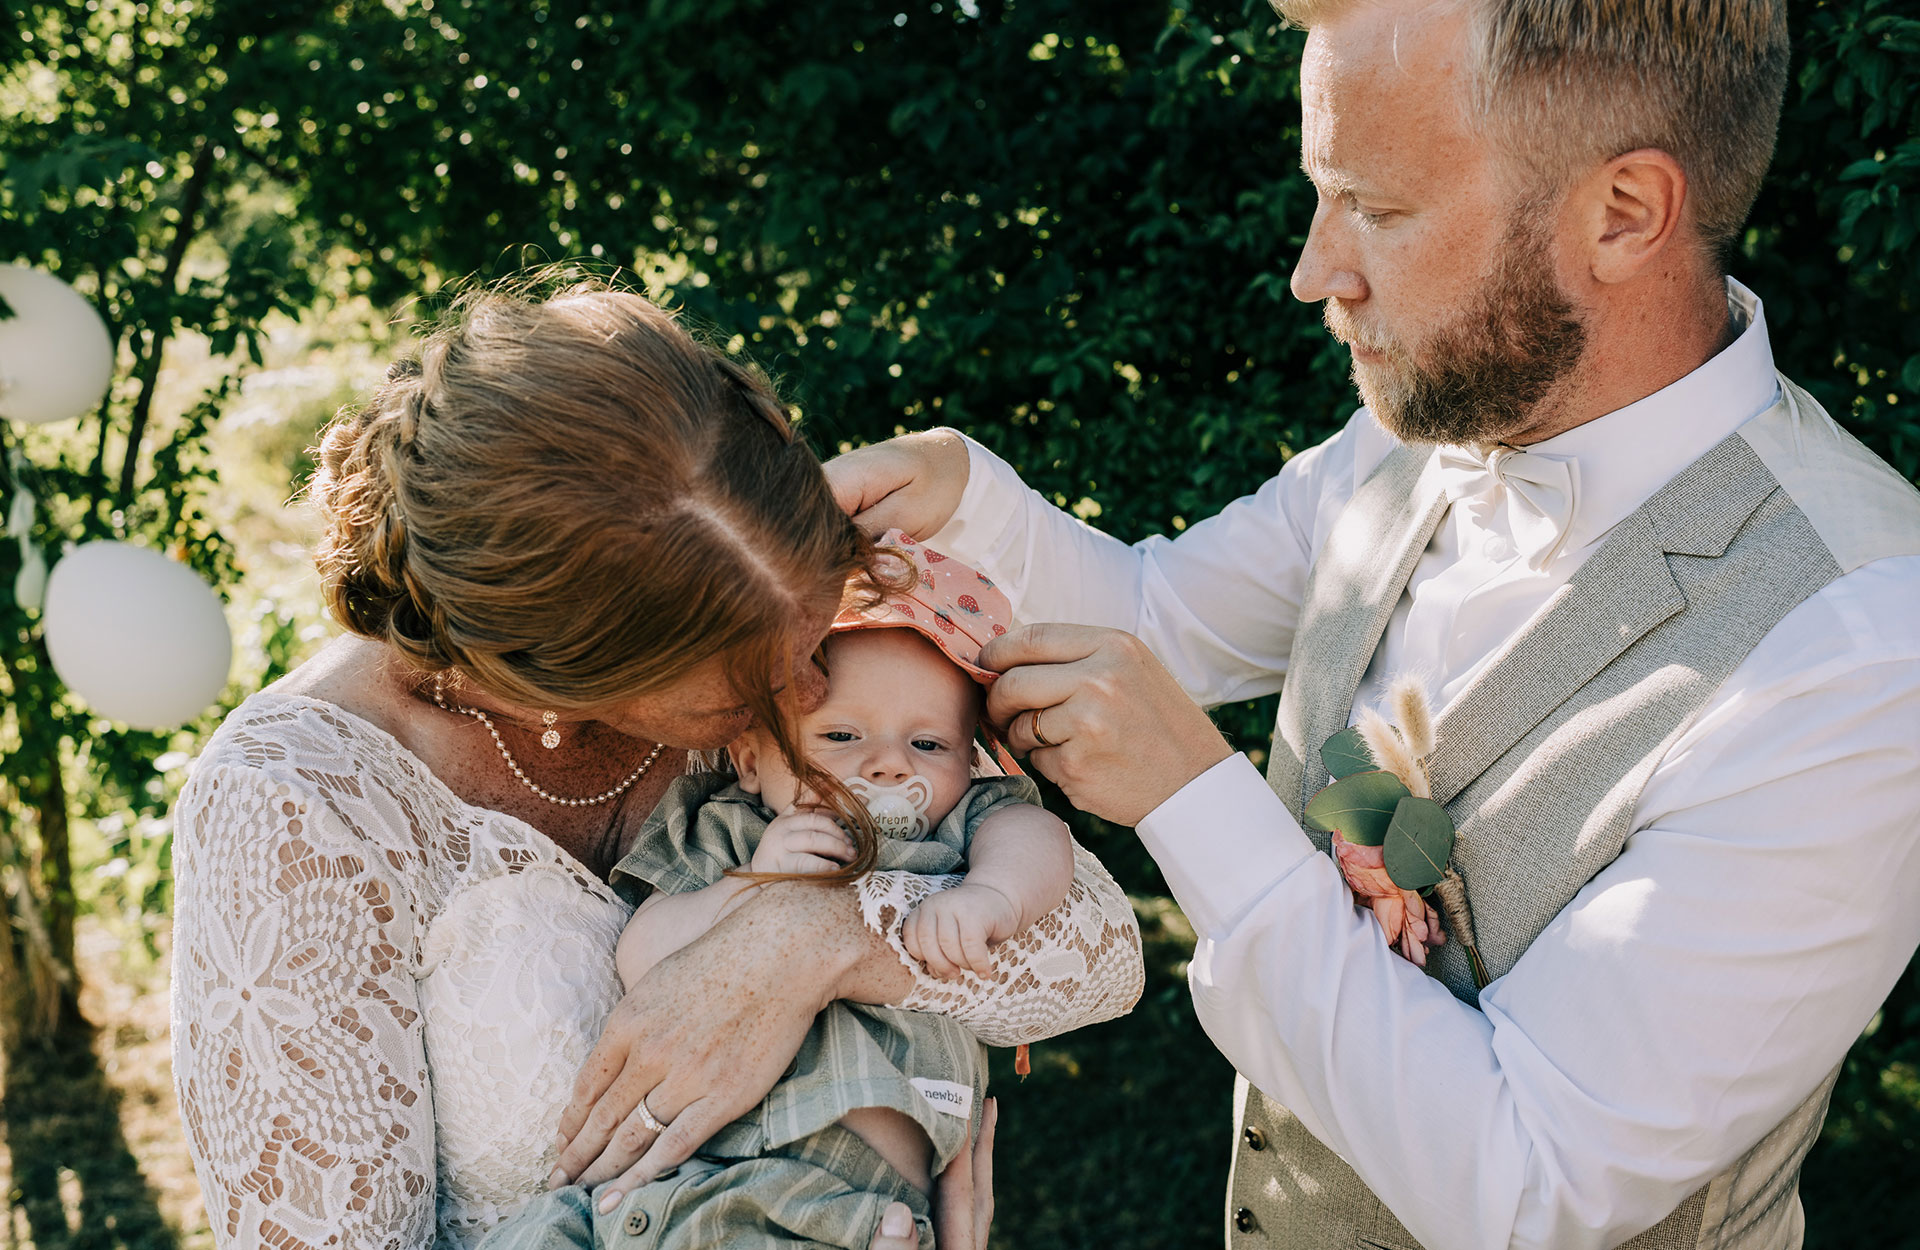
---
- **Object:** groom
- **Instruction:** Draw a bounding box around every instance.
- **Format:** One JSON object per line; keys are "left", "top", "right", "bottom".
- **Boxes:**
{"left": 830, "top": 0, "right": 1920, "bottom": 1246}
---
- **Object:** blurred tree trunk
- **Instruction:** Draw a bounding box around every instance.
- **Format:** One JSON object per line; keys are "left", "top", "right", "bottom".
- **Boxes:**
{"left": 33, "top": 752, "right": 77, "bottom": 1008}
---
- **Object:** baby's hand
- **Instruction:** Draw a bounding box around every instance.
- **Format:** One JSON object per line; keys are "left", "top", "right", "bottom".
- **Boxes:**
{"left": 901, "top": 882, "right": 1020, "bottom": 979}
{"left": 751, "top": 809, "right": 857, "bottom": 875}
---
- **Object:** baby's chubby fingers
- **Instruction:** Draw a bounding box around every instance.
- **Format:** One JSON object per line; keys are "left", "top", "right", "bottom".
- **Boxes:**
{"left": 753, "top": 810, "right": 857, "bottom": 873}
{"left": 903, "top": 905, "right": 962, "bottom": 980}
{"left": 936, "top": 909, "right": 977, "bottom": 979}
{"left": 775, "top": 829, "right": 857, "bottom": 863}
{"left": 767, "top": 808, "right": 854, "bottom": 845}
{"left": 956, "top": 919, "right": 997, "bottom": 976}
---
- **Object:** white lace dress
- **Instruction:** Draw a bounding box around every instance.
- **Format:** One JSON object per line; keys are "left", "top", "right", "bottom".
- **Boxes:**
{"left": 170, "top": 690, "right": 1144, "bottom": 1249}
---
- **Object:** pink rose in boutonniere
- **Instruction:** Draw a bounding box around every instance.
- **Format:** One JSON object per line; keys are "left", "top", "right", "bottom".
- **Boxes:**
{"left": 1305, "top": 679, "right": 1490, "bottom": 987}
{"left": 1331, "top": 834, "right": 1444, "bottom": 964}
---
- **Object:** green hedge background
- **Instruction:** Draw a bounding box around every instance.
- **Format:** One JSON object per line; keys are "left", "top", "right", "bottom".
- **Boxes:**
{"left": 1, "top": 0, "right": 1916, "bottom": 1244}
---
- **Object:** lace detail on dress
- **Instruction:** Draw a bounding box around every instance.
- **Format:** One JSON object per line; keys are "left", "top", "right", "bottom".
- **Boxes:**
{"left": 170, "top": 692, "right": 630, "bottom": 1250}
{"left": 857, "top": 842, "right": 1145, "bottom": 1047}
{"left": 172, "top": 690, "right": 1144, "bottom": 1249}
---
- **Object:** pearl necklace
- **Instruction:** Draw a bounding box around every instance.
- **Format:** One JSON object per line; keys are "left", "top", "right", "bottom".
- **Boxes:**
{"left": 433, "top": 672, "right": 665, "bottom": 808}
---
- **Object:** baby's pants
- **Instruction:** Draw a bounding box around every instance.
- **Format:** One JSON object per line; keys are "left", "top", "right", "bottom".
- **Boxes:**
{"left": 476, "top": 1124, "right": 934, "bottom": 1250}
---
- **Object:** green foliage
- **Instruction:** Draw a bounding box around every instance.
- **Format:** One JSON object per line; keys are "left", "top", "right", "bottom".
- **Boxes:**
{"left": 1302, "top": 770, "right": 1410, "bottom": 847}
{"left": 1382, "top": 796, "right": 1453, "bottom": 891}
{"left": 1320, "top": 725, "right": 1376, "bottom": 780}
{"left": 0, "top": 0, "right": 347, "bottom": 1032}
{"left": 1747, "top": 0, "right": 1920, "bottom": 481}
{"left": 4, "top": 0, "right": 1917, "bottom": 1238}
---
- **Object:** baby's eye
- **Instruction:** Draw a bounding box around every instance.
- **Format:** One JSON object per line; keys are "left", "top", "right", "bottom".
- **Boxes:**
{"left": 911, "top": 738, "right": 946, "bottom": 752}
{"left": 821, "top": 730, "right": 857, "bottom": 743}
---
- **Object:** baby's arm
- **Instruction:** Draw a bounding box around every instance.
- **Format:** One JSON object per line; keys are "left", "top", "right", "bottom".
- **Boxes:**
{"left": 903, "top": 802, "right": 1075, "bottom": 979}
{"left": 617, "top": 879, "right": 756, "bottom": 991}
{"left": 616, "top": 809, "right": 858, "bottom": 990}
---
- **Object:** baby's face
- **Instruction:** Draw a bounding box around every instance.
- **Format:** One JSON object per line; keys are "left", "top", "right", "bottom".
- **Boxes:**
{"left": 734, "top": 629, "right": 980, "bottom": 828}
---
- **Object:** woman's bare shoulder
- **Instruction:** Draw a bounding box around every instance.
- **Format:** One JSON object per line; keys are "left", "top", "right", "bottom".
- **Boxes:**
{"left": 271, "top": 634, "right": 420, "bottom": 727}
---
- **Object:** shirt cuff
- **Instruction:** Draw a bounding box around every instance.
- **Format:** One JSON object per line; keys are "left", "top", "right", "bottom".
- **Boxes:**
{"left": 1134, "top": 752, "right": 1319, "bottom": 939}
{"left": 924, "top": 430, "right": 1029, "bottom": 582}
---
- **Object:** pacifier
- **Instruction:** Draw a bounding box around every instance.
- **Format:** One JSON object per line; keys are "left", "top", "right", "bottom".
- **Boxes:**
{"left": 844, "top": 775, "right": 935, "bottom": 839}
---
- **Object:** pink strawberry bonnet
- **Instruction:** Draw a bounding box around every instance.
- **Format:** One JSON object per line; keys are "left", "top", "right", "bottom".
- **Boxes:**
{"left": 829, "top": 528, "right": 1013, "bottom": 685}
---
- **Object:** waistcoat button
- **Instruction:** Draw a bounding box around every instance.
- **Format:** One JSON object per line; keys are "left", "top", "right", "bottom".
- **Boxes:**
{"left": 624, "top": 1208, "right": 651, "bottom": 1235}
{"left": 1242, "top": 1125, "right": 1267, "bottom": 1151}
{"left": 1235, "top": 1207, "right": 1258, "bottom": 1234}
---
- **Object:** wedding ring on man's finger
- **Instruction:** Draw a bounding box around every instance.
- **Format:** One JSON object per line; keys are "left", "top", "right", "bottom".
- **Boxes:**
{"left": 1030, "top": 706, "right": 1059, "bottom": 749}
{"left": 633, "top": 1095, "right": 669, "bottom": 1135}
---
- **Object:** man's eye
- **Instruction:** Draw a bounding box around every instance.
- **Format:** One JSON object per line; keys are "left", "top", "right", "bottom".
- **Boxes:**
{"left": 822, "top": 731, "right": 857, "bottom": 743}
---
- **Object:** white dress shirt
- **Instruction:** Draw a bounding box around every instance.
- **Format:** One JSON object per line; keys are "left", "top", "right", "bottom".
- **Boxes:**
{"left": 929, "top": 280, "right": 1920, "bottom": 1249}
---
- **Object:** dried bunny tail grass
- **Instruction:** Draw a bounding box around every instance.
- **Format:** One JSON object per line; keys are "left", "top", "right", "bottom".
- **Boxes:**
{"left": 1391, "top": 676, "right": 1436, "bottom": 761}
{"left": 1355, "top": 706, "right": 1418, "bottom": 792}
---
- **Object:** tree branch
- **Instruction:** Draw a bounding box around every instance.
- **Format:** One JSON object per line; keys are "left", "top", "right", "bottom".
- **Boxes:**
{"left": 115, "top": 137, "right": 217, "bottom": 511}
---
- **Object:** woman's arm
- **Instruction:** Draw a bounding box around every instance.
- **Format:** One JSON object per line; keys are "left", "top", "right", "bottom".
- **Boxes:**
{"left": 860, "top": 836, "right": 1143, "bottom": 1045}
{"left": 551, "top": 840, "right": 1142, "bottom": 1198}
{"left": 171, "top": 762, "right": 438, "bottom": 1248}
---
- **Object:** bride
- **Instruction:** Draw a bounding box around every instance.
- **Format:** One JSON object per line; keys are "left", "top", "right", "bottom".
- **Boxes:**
{"left": 168, "top": 282, "right": 1143, "bottom": 1248}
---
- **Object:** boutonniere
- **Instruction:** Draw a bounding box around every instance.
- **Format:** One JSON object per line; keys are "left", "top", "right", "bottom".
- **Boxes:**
{"left": 1304, "top": 679, "right": 1489, "bottom": 989}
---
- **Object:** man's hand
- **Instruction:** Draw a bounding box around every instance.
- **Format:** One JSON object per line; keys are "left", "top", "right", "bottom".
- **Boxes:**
{"left": 750, "top": 809, "right": 856, "bottom": 875}
{"left": 825, "top": 429, "right": 970, "bottom": 539}
{"left": 982, "top": 623, "right": 1234, "bottom": 827}
{"left": 902, "top": 882, "right": 1020, "bottom": 979}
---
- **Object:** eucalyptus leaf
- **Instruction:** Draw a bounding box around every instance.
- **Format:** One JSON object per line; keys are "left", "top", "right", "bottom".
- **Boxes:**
{"left": 1303, "top": 770, "right": 1409, "bottom": 847}
{"left": 1320, "top": 726, "right": 1375, "bottom": 780}
{"left": 1383, "top": 796, "right": 1455, "bottom": 890}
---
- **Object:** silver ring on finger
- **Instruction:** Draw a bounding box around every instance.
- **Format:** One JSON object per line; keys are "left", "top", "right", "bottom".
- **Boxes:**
{"left": 633, "top": 1094, "right": 669, "bottom": 1135}
{"left": 1031, "top": 706, "right": 1059, "bottom": 749}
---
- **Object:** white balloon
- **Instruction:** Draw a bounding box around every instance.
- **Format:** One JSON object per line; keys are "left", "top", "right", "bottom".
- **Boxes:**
{"left": 0, "top": 264, "right": 116, "bottom": 426}
{"left": 43, "top": 541, "right": 233, "bottom": 730}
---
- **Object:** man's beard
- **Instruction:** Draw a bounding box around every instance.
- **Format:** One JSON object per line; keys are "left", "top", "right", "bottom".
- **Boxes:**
{"left": 1325, "top": 216, "right": 1588, "bottom": 446}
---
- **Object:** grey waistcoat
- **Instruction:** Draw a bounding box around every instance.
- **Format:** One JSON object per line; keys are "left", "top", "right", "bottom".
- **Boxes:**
{"left": 1229, "top": 378, "right": 1920, "bottom": 1250}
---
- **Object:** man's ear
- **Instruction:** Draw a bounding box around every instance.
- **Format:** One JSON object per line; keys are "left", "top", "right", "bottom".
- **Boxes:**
{"left": 729, "top": 736, "right": 765, "bottom": 794}
{"left": 1582, "top": 147, "right": 1689, "bottom": 285}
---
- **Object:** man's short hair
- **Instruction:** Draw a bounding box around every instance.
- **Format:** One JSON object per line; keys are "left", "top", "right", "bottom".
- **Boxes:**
{"left": 1276, "top": 0, "right": 1790, "bottom": 255}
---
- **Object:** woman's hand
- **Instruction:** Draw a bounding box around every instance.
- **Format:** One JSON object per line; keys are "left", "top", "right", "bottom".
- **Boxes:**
{"left": 551, "top": 880, "right": 915, "bottom": 1212}
{"left": 871, "top": 1097, "right": 997, "bottom": 1250}
{"left": 824, "top": 429, "right": 971, "bottom": 539}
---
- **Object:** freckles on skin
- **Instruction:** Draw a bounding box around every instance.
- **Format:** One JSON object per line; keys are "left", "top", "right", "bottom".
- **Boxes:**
{"left": 1299, "top": 4, "right": 1516, "bottom": 345}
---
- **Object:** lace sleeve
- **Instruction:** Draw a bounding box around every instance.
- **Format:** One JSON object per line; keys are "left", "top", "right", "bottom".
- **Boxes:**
{"left": 170, "top": 760, "right": 437, "bottom": 1249}
{"left": 856, "top": 839, "right": 1144, "bottom": 1046}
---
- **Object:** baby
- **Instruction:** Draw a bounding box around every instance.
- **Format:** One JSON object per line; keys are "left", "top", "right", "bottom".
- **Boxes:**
{"left": 479, "top": 533, "right": 1074, "bottom": 1250}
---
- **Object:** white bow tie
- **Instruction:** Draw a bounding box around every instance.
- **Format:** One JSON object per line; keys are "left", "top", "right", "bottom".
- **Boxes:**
{"left": 1433, "top": 443, "right": 1581, "bottom": 569}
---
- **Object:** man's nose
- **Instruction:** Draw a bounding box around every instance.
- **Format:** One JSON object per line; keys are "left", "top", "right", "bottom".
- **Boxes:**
{"left": 1289, "top": 200, "right": 1368, "bottom": 305}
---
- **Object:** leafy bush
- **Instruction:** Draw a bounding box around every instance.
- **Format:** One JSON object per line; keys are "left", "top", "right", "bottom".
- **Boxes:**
{"left": 2, "top": 0, "right": 1914, "bottom": 1240}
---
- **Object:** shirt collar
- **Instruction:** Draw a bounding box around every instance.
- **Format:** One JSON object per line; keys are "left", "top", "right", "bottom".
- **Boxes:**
{"left": 1519, "top": 277, "right": 1781, "bottom": 556}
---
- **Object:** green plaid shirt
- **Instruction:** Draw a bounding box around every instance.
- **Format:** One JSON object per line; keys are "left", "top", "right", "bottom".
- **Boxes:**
{"left": 610, "top": 771, "right": 1039, "bottom": 1171}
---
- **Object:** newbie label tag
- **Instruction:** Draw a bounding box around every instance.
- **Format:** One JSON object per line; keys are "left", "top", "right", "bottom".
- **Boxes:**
{"left": 910, "top": 1078, "right": 974, "bottom": 1119}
